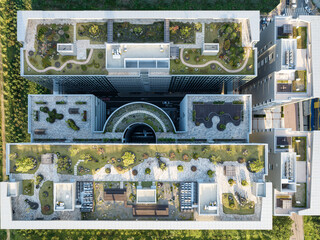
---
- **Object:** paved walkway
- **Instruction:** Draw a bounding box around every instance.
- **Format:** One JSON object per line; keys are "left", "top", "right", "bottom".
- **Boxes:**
{"left": 180, "top": 47, "right": 250, "bottom": 73}
{"left": 112, "top": 110, "right": 167, "bottom": 133}
{"left": 290, "top": 213, "right": 304, "bottom": 240}
{"left": 26, "top": 48, "right": 94, "bottom": 73}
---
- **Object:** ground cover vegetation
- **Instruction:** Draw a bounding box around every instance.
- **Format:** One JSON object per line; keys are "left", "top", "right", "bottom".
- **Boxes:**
{"left": 77, "top": 22, "right": 107, "bottom": 43}
{"left": 113, "top": 21, "right": 164, "bottom": 43}
{"left": 9, "top": 144, "right": 265, "bottom": 175}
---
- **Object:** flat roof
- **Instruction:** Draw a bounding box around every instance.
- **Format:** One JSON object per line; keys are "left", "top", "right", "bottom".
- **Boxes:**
{"left": 198, "top": 183, "right": 219, "bottom": 215}
{"left": 17, "top": 11, "right": 260, "bottom": 43}
{"left": 54, "top": 183, "right": 75, "bottom": 211}
{"left": 136, "top": 189, "right": 157, "bottom": 204}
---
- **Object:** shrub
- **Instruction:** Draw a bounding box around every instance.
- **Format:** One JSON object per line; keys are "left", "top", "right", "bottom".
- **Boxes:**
{"left": 210, "top": 155, "right": 221, "bottom": 165}
{"left": 193, "top": 152, "right": 199, "bottom": 160}
{"left": 207, "top": 170, "right": 215, "bottom": 178}
{"left": 56, "top": 101, "right": 66, "bottom": 104}
{"left": 182, "top": 154, "right": 189, "bottom": 161}
{"left": 219, "top": 111, "right": 225, "bottom": 115}
{"left": 129, "top": 193, "right": 136, "bottom": 202}
{"left": 177, "top": 165, "right": 184, "bottom": 172}
{"left": 160, "top": 162, "right": 167, "bottom": 171}
{"left": 105, "top": 168, "right": 111, "bottom": 174}
{"left": 15, "top": 157, "right": 36, "bottom": 173}
{"left": 35, "top": 101, "right": 46, "bottom": 104}
{"left": 75, "top": 101, "right": 87, "bottom": 105}
{"left": 57, "top": 156, "right": 72, "bottom": 172}
{"left": 40, "top": 106, "right": 49, "bottom": 113}
{"left": 233, "top": 116, "right": 240, "bottom": 120}
{"left": 80, "top": 154, "right": 95, "bottom": 163}
{"left": 98, "top": 52, "right": 104, "bottom": 59}
{"left": 122, "top": 152, "right": 136, "bottom": 167}
{"left": 35, "top": 174, "right": 44, "bottom": 188}
{"left": 89, "top": 24, "right": 100, "bottom": 36}
{"left": 81, "top": 65, "right": 87, "bottom": 71}
{"left": 238, "top": 157, "right": 245, "bottom": 164}
{"left": 218, "top": 124, "right": 226, "bottom": 130}
{"left": 224, "top": 39, "right": 231, "bottom": 50}
{"left": 248, "top": 159, "right": 264, "bottom": 173}
{"left": 233, "top": 100, "right": 244, "bottom": 105}
{"left": 132, "top": 169, "right": 138, "bottom": 176}
{"left": 228, "top": 178, "right": 236, "bottom": 186}
{"left": 241, "top": 180, "right": 249, "bottom": 186}
{"left": 145, "top": 168, "right": 151, "bottom": 175}
{"left": 191, "top": 166, "right": 197, "bottom": 172}
{"left": 66, "top": 119, "right": 80, "bottom": 131}
{"left": 116, "top": 165, "right": 123, "bottom": 171}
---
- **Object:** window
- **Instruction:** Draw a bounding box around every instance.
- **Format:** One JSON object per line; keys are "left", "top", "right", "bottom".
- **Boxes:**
{"left": 265, "top": 57, "right": 268, "bottom": 64}
{"left": 269, "top": 53, "right": 274, "bottom": 61}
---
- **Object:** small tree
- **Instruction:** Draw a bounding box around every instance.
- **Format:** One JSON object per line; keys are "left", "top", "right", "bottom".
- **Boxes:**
{"left": 15, "top": 157, "right": 36, "bottom": 173}
{"left": 177, "top": 165, "right": 184, "bottom": 172}
{"left": 241, "top": 180, "right": 249, "bottom": 186}
{"left": 105, "top": 168, "right": 111, "bottom": 174}
{"left": 207, "top": 170, "right": 215, "bottom": 178}
{"left": 122, "top": 152, "right": 135, "bottom": 167}
{"left": 248, "top": 159, "right": 264, "bottom": 173}
{"left": 193, "top": 152, "right": 199, "bottom": 160}
{"left": 210, "top": 155, "right": 221, "bottom": 165}
{"left": 228, "top": 178, "right": 236, "bottom": 186}
{"left": 145, "top": 168, "right": 151, "bottom": 175}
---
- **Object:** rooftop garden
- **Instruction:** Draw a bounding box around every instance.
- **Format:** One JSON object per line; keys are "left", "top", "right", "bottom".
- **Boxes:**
{"left": 39, "top": 181, "right": 54, "bottom": 215}
{"left": 193, "top": 101, "right": 244, "bottom": 131}
{"left": 22, "top": 179, "right": 34, "bottom": 196}
{"left": 25, "top": 49, "right": 108, "bottom": 75}
{"left": 76, "top": 23, "right": 107, "bottom": 44}
{"left": 170, "top": 48, "right": 254, "bottom": 75}
{"left": 9, "top": 144, "right": 265, "bottom": 175}
{"left": 292, "top": 137, "right": 307, "bottom": 161}
{"left": 293, "top": 27, "right": 307, "bottom": 49}
{"left": 293, "top": 71, "right": 307, "bottom": 92}
{"left": 113, "top": 21, "right": 164, "bottom": 43}
{"left": 169, "top": 22, "right": 201, "bottom": 44}
{"left": 104, "top": 103, "right": 175, "bottom": 133}
{"left": 222, "top": 193, "right": 255, "bottom": 215}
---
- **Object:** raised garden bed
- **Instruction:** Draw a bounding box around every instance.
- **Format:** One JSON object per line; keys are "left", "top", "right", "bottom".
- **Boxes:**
{"left": 169, "top": 22, "right": 197, "bottom": 44}
{"left": 193, "top": 102, "right": 243, "bottom": 130}
{"left": 222, "top": 193, "right": 255, "bottom": 215}
{"left": 77, "top": 23, "right": 107, "bottom": 44}
{"left": 113, "top": 22, "right": 164, "bottom": 43}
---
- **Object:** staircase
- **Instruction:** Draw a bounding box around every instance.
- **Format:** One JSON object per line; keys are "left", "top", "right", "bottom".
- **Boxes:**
{"left": 164, "top": 19, "right": 170, "bottom": 43}
{"left": 107, "top": 20, "right": 113, "bottom": 43}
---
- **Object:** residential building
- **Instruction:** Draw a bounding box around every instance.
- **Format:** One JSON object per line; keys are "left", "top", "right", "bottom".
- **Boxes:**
{"left": 18, "top": 11, "right": 259, "bottom": 94}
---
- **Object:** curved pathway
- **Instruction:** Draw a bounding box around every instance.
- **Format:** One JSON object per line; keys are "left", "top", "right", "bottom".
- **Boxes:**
{"left": 180, "top": 48, "right": 251, "bottom": 73}
{"left": 112, "top": 110, "right": 167, "bottom": 133}
{"left": 25, "top": 48, "right": 94, "bottom": 73}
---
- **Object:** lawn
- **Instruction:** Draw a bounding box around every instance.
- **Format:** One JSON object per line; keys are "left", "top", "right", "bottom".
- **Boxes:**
{"left": 222, "top": 193, "right": 255, "bottom": 215}
{"left": 22, "top": 179, "right": 34, "bottom": 196}
{"left": 141, "top": 181, "right": 153, "bottom": 188}
{"left": 113, "top": 21, "right": 164, "bottom": 43}
{"left": 25, "top": 49, "right": 108, "bottom": 75}
{"left": 170, "top": 48, "right": 254, "bottom": 75}
{"left": 10, "top": 144, "right": 265, "bottom": 175}
{"left": 292, "top": 137, "right": 307, "bottom": 161}
{"left": 293, "top": 71, "right": 307, "bottom": 92}
{"left": 293, "top": 27, "right": 307, "bottom": 49}
{"left": 39, "top": 181, "right": 54, "bottom": 215}
{"left": 293, "top": 183, "right": 306, "bottom": 208}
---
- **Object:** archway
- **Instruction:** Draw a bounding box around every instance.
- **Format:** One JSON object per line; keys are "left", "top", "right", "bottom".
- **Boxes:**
{"left": 123, "top": 123, "right": 156, "bottom": 143}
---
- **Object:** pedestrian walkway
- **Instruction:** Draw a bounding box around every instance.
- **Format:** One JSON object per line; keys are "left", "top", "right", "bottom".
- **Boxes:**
{"left": 74, "top": 160, "right": 84, "bottom": 176}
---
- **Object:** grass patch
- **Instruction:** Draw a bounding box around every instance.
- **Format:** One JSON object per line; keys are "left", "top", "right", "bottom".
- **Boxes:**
{"left": 293, "top": 183, "right": 306, "bottom": 208}
{"left": 39, "top": 181, "right": 54, "bottom": 215}
{"left": 25, "top": 49, "right": 108, "bottom": 75}
{"left": 293, "top": 27, "right": 307, "bottom": 49}
{"left": 22, "top": 179, "right": 34, "bottom": 196}
{"left": 141, "top": 181, "right": 153, "bottom": 188}
{"left": 170, "top": 48, "right": 254, "bottom": 75}
{"left": 293, "top": 71, "right": 307, "bottom": 92}
{"left": 10, "top": 144, "right": 265, "bottom": 175}
{"left": 222, "top": 193, "right": 255, "bottom": 215}
{"left": 292, "top": 137, "right": 307, "bottom": 161}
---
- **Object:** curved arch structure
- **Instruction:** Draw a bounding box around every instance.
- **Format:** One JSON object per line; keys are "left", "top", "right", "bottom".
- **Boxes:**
{"left": 123, "top": 122, "right": 156, "bottom": 143}
{"left": 103, "top": 102, "right": 176, "bottom": 133}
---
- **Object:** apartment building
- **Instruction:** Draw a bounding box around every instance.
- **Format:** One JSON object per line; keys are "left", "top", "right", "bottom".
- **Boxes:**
{"left": 18, "top": 11, "right": 258, "bottom": 94}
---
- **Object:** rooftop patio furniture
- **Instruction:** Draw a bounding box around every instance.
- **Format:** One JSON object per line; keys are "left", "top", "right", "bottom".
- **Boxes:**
{"left": 132, "top": 204, "right": 169, "bottom": 217}
{"left": 225, "top": 166, "right": 236, "bottom": 177}
{"left": 34, "top": 129, "right": 46, "bottom": 135}
{"left": 68, "top": 108, "right": 79, "bottom": 114}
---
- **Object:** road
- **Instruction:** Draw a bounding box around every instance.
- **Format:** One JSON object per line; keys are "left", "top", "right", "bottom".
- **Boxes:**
{"left": 290, "top": 213, "right": 304, "bottom": 240}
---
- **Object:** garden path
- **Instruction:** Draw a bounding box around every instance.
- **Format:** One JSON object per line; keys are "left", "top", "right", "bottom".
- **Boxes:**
{"left": 26, "top": 48, "right": 94, "bottom": 73}
{"left": 112, "top": 110, "right": 167, "bottom": 133}
{"left": 179, "top": 47, "right": 250, "bottom": 73}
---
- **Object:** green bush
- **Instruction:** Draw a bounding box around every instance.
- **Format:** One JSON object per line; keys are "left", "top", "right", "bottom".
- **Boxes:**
{"left": 248, "top": 159, "right": 264, "bottom": 173}
{"left": 105, "top": 168, "right": 111, "bottom": 174}
{"left": 15, "top": 157, "right": 36, "bottom": 173}
{"left": 66, "top": 119, "right": 80, "bottom": 131}
{"left": 210, "top": 155, "right": 221, "bottom": 165}
{"left": 241, "top": 180, "right": 248, "bottom": 186}
{"left": 145, "top": 168, "right": 151, "bottom": 175}
{"left": 81, "top": 65, "right": 87, "bottom": 71}
{"left": 233, "top": 116, "right": 240, "bottom": 120}
{"left": 57, "top": 156, "right": 71, "bottom": 173}
{"left": 228, "top": 178, "right": 236, "bottom": 186}
{"left": 207, "top": 170, "right": 215, "bottom": 178}
{"left": 122, "top": 152, "right": 136, "bottom": 167}
{"left": 177, "top": 165, "right": 184, "bottom": 172}
{"left": 218, "top": 124, "right": 226, "bottom": 130}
